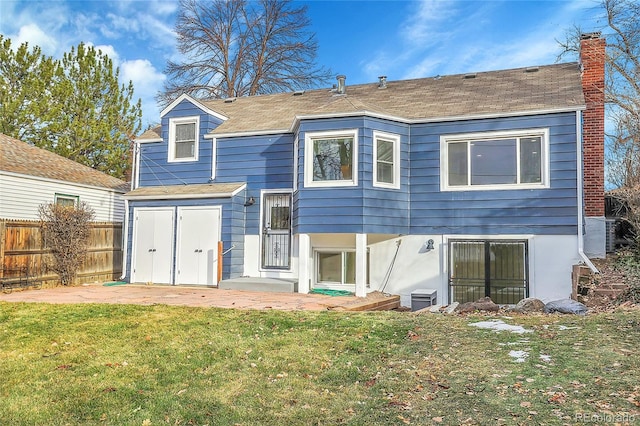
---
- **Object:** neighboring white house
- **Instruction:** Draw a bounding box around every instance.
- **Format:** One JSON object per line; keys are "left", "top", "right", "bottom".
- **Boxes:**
{"left": 0, "top": 133, "right": 127, "bottom": 222}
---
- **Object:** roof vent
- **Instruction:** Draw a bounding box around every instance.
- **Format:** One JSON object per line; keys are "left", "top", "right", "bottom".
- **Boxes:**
{"left": 378, "top": 75, "right": 387, "bottom": 89}
{"left": 336, "top": 74, "right": 346, "bottom": 94}
{"left": 525, "top": 66, "right": 539, "bottom": 73}
{"left": 224, "top": 97, "right": 236, "bottom": 103}
{"left": 464, "top": 73, "right": 477, "bottom": 79}
{"left": 293, "top": 90, "right": 305, "bottom": 96}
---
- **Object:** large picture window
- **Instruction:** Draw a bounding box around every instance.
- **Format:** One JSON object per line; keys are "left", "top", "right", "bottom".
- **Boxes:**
{"left": 168, "top": 116, "right": 199, "bottom": 162}
{"left": 441, "top": 129, "right": 548, "bottom": 190}
{"left": 373, "top": 131, "right": 400, "bottom": 189}
{"left": 304, "top": 130, "right": 358, "bottom": 187}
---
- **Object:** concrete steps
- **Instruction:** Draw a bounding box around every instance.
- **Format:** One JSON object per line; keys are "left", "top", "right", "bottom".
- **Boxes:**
{"left": 219, "top": 277, "right": 298, "bottom": 293}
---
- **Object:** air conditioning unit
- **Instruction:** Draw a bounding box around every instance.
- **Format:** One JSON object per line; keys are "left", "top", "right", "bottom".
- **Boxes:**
{"left": 605, "top": 219, "right": 617, "bottom": 253}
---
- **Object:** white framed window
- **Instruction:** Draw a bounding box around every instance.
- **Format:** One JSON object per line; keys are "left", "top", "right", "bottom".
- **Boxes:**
{"left": 304, "top": 129, "right": 358, "bottom": 187}
{"left": 440, "top": 128, "right": 549, "bottom": 191}
{"left": 55, "top": 193, "right": 78, "bottom": 207}
{"left": 168, "top": 116, "right": 199, "bottom": 162}
{"left": 315, "top": 250, "right": 356, "bottom": 285}
{"left": 373, "top": 131, "right": 400, "bottom": 189}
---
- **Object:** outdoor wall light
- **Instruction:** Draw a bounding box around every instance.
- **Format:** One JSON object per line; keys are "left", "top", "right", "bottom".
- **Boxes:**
{"left": 244, "top": 196, "right": 255, "bottom": 207}
{"left": 425, "top": 239, "right": 435, "bottom": 251}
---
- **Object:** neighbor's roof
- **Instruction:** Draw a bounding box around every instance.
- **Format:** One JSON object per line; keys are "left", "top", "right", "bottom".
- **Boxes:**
{"left": 124, "top": 182, "right": 246, "bottom": 200}
{"left": 0, "top": 133, "right": 128, "bottom": 191}
{"left": 195, "top": 62, "right": 584, "bottom": 136}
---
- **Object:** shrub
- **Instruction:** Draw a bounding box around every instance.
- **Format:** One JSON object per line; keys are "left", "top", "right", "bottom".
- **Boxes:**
{"left": 39, "top": 202, "right": 94, "bottom": 286}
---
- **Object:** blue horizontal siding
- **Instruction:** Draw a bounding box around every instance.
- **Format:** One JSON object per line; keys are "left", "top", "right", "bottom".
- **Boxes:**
{"left": 295, "top": 117, "right": 410, "bottom": 234}
{"left": 409, "top": 112, "right": 579, "bottom": 235}
{"left": 138, "top": 99, "right": 224, "bottom": 187}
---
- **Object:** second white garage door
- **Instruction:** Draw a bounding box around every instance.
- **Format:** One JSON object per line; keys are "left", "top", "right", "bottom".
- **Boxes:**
{"left": 175, "top": 206, "right": 221, "bottom": 285}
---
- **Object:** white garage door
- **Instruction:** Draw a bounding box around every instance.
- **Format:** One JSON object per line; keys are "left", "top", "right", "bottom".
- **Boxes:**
{"left": 176, "top": 206, "right": 221, "bottom": 285}
{"left": 132, "top": 208, "right": 174, "bottom": 284}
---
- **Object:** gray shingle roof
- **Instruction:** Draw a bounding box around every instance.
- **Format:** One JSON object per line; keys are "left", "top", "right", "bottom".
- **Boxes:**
{"left": 124, "top": 182, "right": 246, "bottom": 200}
{"left": 201, "top": 63, "right": 584, "bottom": 136}
{"left": 0, "top": 133, "right": 128, "bottom": 191}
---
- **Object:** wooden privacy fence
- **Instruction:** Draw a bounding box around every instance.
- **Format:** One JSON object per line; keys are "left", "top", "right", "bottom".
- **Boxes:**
{"left": 0, "top": 219, "right": 123, "bottom": 288}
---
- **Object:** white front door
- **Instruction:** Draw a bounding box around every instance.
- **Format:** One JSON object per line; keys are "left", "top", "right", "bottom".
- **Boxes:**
{"left": 132, "top": 208, "right": 174, "bottom": 284}
{"left": 176, "top": 207, "right": 221, "bottom": 285}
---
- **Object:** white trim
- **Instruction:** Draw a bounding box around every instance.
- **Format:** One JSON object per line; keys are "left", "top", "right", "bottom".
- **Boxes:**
{"left": 372, "top": 131, "right": 401, "bottom": 189}
{"left": 575, "top": 111, "right": 599, "bottom": 273}
{"left": 293, "top": 135, "right": 299, "bottom": 191}
{"left": 210, "top": 137, "right": 217, "bottom": 180}
{"left": 119, "top": 199, "right": 129, "bottom": 280}
{"left": 168, "top": 116, "right": 200, "bottom": 163}
{"left": 161, "top": 93, "right": 228, "bottom": 121}
{"left": 132, "top": 143, "right": 140, "bottom": 190}
{"left": 304, "top": 129, "right": 359, "bottom": 188}
{"left": 135, "top": 137, "right": 163, "bottom": 144}
{"left": 204, "top": 129, "right": 288, "bottom": 139}
{"left": 0, "top": 170, "right": 125, "bottom": 194}
{"left": 440, "top": 128, "right": 550, "bottom": 191}
{"left": 259, "top": 189, "right": 294, "bottom": 272}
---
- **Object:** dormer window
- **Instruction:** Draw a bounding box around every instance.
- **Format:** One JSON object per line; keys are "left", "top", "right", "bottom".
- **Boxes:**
{"left": 168, "top": 116, "right": 199, "bottom": 162}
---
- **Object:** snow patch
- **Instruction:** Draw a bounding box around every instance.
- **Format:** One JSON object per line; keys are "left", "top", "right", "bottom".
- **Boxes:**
{"left": 469, "top": 320, "right": 533, "bottom": 334}
{"left": 509, "top": 350, "right": 529, "bottom": 363}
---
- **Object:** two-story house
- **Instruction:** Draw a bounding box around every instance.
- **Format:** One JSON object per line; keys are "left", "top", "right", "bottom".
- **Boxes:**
{"left": 123, "top": 33, "right": 605, "bottom": 306}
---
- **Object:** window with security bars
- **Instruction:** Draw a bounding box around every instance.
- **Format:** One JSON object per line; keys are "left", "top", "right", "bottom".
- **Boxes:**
{"left": 449, "top": 240, "right": 529, "bottom": 304}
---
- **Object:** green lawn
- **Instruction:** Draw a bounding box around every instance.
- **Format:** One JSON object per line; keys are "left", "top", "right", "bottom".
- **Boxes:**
{"left": 1, "top": 302, "right": 639, "bottom": 425}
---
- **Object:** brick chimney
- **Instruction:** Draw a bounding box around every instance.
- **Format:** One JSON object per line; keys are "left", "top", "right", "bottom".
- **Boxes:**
{"left": 580, "top": 32, "right": 605, "bottom": 218}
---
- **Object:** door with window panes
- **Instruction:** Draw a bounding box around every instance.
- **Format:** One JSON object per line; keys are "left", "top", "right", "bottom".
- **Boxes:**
{"left": 261, "top": 194, "right": 291, "bottom": 269}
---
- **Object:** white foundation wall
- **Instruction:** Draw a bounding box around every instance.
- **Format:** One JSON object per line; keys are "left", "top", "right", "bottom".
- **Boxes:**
{"left": 368, "top": 234, "right": 580, "bottom": 307}
{"left": 368, "top": 235, "right": 444, "bottom": 308}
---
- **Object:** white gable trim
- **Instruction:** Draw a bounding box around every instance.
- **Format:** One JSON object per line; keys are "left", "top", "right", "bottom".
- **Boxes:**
{"left": 160, "top": 93, "right": 228, "bottom": 121}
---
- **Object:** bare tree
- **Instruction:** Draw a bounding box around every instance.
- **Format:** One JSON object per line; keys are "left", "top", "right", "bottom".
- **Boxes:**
{"left": 558, "top": 0, "right": 640, "bottom": 188}
{"left": 39, "top": 202, "right": 95, "bottom": 286}
{"left": 158, "top": 0, "right": 332, "bottom": 105}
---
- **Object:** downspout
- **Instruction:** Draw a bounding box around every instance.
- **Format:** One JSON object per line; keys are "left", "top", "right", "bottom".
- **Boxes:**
{"left": 119, "top": 198, "right": 129, "bottom": 280}
{"left": 576, "top": 111, "right": 599, "bottom": 273}
{"left": 120, "top": 141, "right": 137, "bottom": 280}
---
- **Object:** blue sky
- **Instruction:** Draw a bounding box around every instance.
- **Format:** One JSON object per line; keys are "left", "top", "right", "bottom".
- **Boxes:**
{"left": 0, "top": 0, "right": 606, "bottom": 128}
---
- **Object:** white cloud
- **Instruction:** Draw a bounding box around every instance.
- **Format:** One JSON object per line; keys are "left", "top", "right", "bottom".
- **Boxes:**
{"left": 121, "top": 59, "right": 166, "bottom": 126}
{"left": 13, "top": 23, "right": 57, "bottom": 54}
